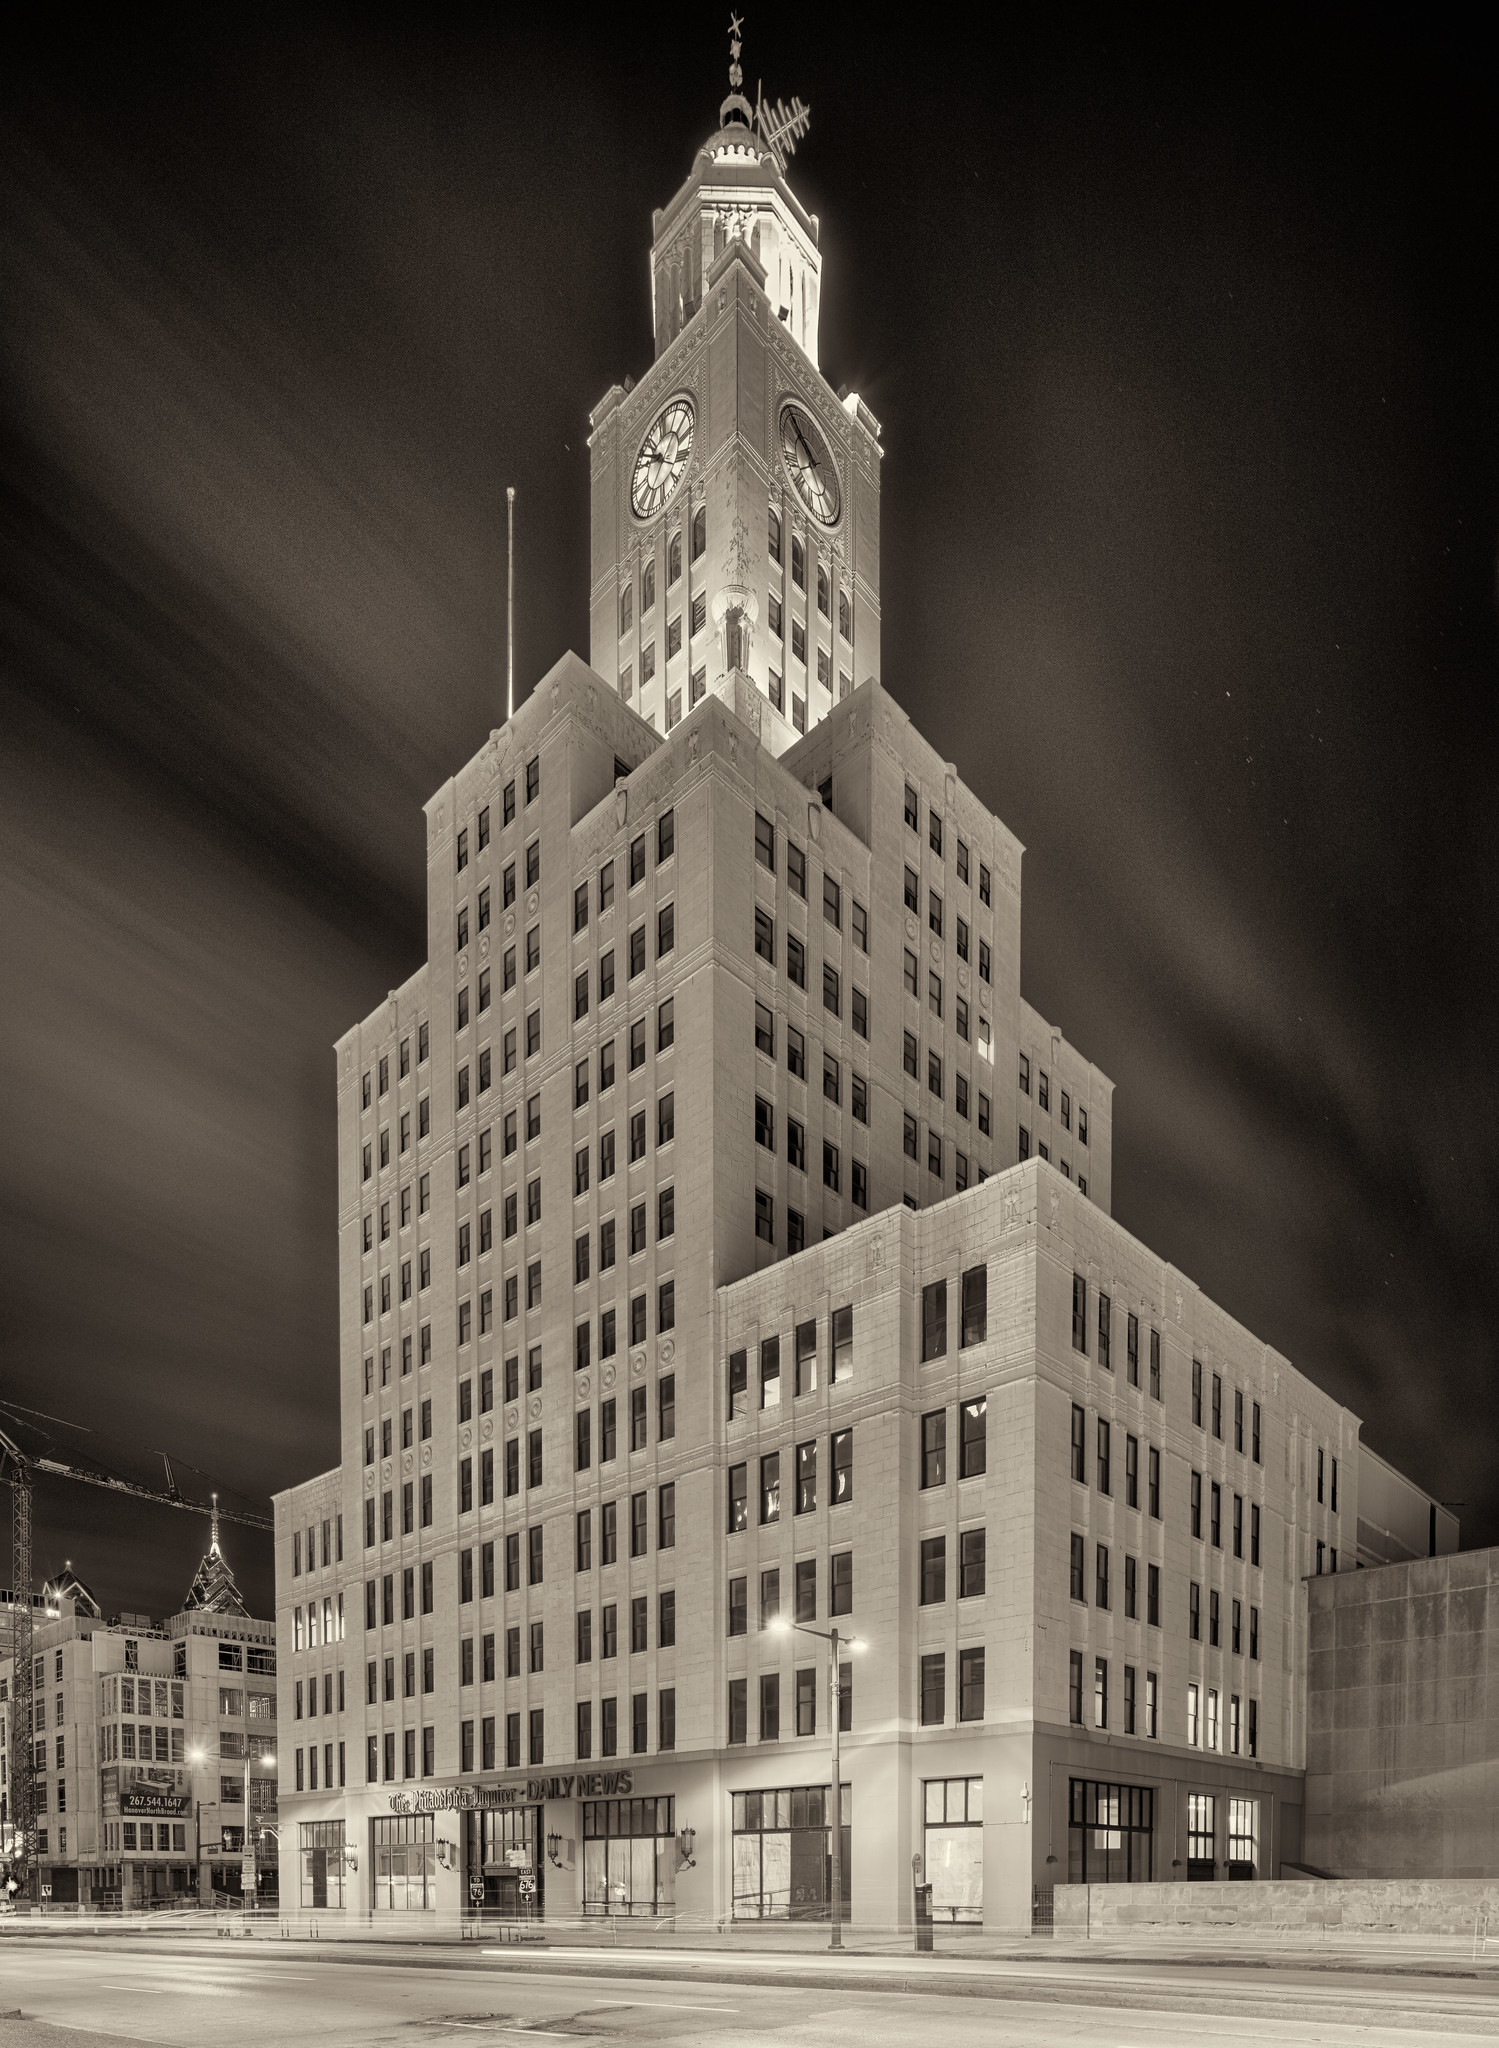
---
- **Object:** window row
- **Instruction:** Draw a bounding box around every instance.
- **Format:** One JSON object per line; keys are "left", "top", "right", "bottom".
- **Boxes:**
{"left": 361, "top": 1026, "right": 429, "bottom": 1109}
{"left": 902, "top": 782, "right": 992, "bottom": 905}
{"left": 727, "top": 1312, "right": 854, "bottom": 1415}
{"left": 728, "top": 1549, "right": 854, "bottom": 1632}
{"left": 574, "top": 1380, "right": 677, "bottom": 1467}
{"left": 919, "top": 1266, "right": 989, "bottom": 1359}
{"left": 727, "top": 1665, "right": 857, "bottom": 1743}
{"left": 1071, "top": 1281, "right": 1172, "bottom": 1403}
{"left": 1188, "top": 1359, "right": 1267, "bottom": 1465}
{"left": 455, "top": 758, "right": 540, "bottom": 877}
{"left": 728, "top": 1434, "right": 853, "bottom": 1528}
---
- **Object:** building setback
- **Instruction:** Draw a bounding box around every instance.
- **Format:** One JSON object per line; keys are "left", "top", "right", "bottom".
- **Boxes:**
{"left": 273, "top": 81, "right": 1451, "bottom": 1928}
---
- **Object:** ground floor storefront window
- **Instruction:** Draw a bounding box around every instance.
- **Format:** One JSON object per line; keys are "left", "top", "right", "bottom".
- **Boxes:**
{"left": 466, "top": 1805, "right": 543, "bottom": 1918}
{"left": 582, "top": 1796, "right": 675, "bottom": 1916}
{"left": 1067, "top": 1778, "right": 1154, "bottom": 1884}
{"left": 301, "top": 1820, "right": 346, "bottom": 1908}
{"left": 732, "top": 1785, "right": 851, "bottom": 1920}
{"left": 372, "top": 1813, "right": 434, "bottom": 1909}
{"left": 923, "top": 1776, "right": 983, "bottom": 1923}
{"left": 1227, "top": 1797, "right": 1258, "bottom": 1879}
{"left": 1187, "top": 1792, "right": 1215, "bottom": 1880}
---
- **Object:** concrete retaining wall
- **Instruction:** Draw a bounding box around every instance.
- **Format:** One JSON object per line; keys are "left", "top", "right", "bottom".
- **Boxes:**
{"left": 1056, "top": 1878, "right": 1499, "bottom": 1937}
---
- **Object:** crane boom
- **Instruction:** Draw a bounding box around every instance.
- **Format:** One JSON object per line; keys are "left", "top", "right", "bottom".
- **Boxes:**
{"left": 0, "top": 1420, "right": 271, "bottom": 1890}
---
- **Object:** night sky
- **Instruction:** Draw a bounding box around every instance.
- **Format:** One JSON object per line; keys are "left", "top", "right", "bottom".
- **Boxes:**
{"left": 2, "top": 8, "right": 1496, "bottom": 1623}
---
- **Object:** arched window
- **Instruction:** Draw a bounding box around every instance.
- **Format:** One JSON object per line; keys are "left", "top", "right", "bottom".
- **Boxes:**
{"left": 668, "top": 532, "right": 682, "bottom": 584}
{"left": 768, "top": 509, "right": 782, "bottom": 565}
{"left": 642, "top": 559, "right": 656, "bottom": 614}
{"left": 817, "top": 565, "right": 830, "bottom": 617}
{"left": 839, "top": 592, "right": 852, "bottom": 642}
{"left": 791, "top": 535, "right": 805, "bottom": 590}
{"left": 619, "top": 582, "right": 633, "bottom": 636}
{"left": 692, "top": 504, "right": 706, "bottom": 561}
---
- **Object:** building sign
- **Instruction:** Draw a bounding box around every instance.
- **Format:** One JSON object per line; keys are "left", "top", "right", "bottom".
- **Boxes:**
{"left": 121, "top": 1790, "right": 191, "bottom": 1818}
{"left": 387, "top": 1772, "right": 632, "bottom": 1814}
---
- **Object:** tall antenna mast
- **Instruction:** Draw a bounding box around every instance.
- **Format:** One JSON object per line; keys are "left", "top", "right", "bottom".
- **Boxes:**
{"left": 506, "top": 485, "right": 516, "bottom": 722}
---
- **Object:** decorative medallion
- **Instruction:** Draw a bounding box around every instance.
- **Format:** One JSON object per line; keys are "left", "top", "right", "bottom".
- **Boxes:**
{"left": 481, "top": 1418, "right": 493, "bottom": 1442}
{"left": 505, "top": 910, "right": 516, "bottom": 938}
{"left": 602, "top": 1362, "right": 617, "bottom": 1390}
{"left": 460, "top": 1427, "right": 472, "bottom": 1450}
{"left": 402, "top": 1451, "right": 413, "bottom": 1475}
{"left": 659, "top": 1337, "right": 676, "bottom": 1366}
{"left": 929, "top": 937, "right": 941, "bottom": 966}
{"left": 505, "top": 1405, "right": 519, "bottom": 1430}
{"left": 576, "top": 1376, "right": 591, "bottom": 1402}
{"left": 364, "top": 1470, "right": 375, "bottom": 1494}
{"left": 382, "top": 1460, "right": 393, "bottom": 1483}
{"left": 457, "top": 952, "right": 468, "bottom": 978}
{"left": 527, "top": 890, "right": 539, "bottom": 918}
{"left": 630, "top": 1348, "right": 647, "bottom": 1374}
{"left": 958, "top": 964, "right": 969, "bottom": 991}
{"left": 529, "top": 1396, "right": 542, "bottom": 1420}
{"left": 905, "top": 913, "right": 917, "bottom": 941}
{"left": 479, "top": 934, "right": 490, "bottom": 961}
{"left": 421, "top": 1444, "right": 431, "bottom": 1467}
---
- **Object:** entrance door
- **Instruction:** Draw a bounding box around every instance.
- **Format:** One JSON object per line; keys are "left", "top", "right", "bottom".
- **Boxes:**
{"left": 309, "top": 1849, "right": 328, "bottom": 1908}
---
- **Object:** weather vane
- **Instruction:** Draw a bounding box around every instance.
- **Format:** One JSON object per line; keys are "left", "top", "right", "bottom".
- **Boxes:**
{"left": 722, "top": 14, "right": 810, "bottom": 172}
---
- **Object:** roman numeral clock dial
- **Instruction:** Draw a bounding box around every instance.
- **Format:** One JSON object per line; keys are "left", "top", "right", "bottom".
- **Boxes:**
{"left": 630, "top": 397, "right": 696, "bottom": 518}
{"left": 780, "top": 401, "right": 841, "bottom": 526}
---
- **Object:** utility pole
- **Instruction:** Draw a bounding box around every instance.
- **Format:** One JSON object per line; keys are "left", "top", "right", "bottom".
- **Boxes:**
{"left": 772, "top": 1614, "right": 863, "bottom": 1947}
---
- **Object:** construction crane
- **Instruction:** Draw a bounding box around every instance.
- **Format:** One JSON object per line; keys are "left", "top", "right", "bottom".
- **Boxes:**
{"left": 0, "top": 1411, "right": 272, "bottom": 1887}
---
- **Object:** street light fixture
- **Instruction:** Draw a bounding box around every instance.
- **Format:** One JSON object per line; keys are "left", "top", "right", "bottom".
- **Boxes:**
{"left": 769, "top": 1616, "right": 865, "bottom": 1949}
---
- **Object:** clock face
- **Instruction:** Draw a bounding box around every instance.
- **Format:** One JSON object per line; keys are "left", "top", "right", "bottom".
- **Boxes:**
{"left": 631, "top": 397, "right": 695, "bottom": 518}
{"left": 780, "top": 402, "right": 841, "bottom": 526}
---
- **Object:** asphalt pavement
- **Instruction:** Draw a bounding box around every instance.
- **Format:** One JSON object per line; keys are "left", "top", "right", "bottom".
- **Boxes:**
{"left": 6, "top": 1941, "right": 1499, "bottom": 2047}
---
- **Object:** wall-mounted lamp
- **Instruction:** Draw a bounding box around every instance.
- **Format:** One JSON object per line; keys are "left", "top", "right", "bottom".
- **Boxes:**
{"left": 435, "top": 1839, "right": 458, "bottom": 1870}
{"left": 547, "top": 1832, "right": 564, "bottom": 1869}
{"left": 676, "top": 1826, "right": 696, "bottom": 1870}
{"left": 343, "top": 1847, "right": 359, "bottom": 1873}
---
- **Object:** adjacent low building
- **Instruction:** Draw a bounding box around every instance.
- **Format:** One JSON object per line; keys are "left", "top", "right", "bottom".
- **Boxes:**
{"left": 0, "top": 1522, "right": 279, "bottom": 1907}
{"left": 1305, "top": 1547, "right": 1496, "bottom": 1881}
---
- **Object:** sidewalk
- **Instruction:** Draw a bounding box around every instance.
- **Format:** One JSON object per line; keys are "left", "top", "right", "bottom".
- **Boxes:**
{"left": 8, "top": 1912, "right": 1499, "bottom": 1982}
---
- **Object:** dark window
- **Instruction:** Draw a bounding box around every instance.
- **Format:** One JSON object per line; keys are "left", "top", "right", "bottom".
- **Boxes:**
{"left": 960, "top": 1264, "right": 987, "bottom": 1346}
{"left": 919, "top": 1535, "right": 946, "bottom": 1604}
{"left": 921, "top": 1280, "right": 947, "bottom": 1361}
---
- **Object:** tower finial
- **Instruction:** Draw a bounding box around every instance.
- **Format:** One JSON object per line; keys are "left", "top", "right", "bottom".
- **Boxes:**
{"left": 210, "top": 1490, "right": 221, "bottom": 1555}
{"left": 721, "top": 12, "right": 754, "bottom": 128}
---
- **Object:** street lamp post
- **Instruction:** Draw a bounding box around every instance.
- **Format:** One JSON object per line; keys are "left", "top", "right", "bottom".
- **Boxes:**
{"left": 771, "top": 1617, "right": 864, "bottom": 1949}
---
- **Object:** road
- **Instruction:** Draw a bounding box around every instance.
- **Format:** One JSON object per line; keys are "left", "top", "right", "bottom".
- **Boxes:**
{"left": 5, "top": 1941, "right": 1499, "bottom": 2047}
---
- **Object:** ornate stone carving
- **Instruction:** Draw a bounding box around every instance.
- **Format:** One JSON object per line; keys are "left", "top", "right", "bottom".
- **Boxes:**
{"left": 602, "top": 1362, "right": 617, "bottom": 1390}
{"left": 479, "top": 934, "right": 490, "bottom": 961}
{"left": 659, "top": 1337, "right": 676, "bottom": 1365}
{"left": 460, "top": 1427, "right": 472, "bottom": 1450}
{"left": 481, "top": 1418, "right": 493, "bottom": 1442}
{"left": 402, "top": 1450, "right": 413, "bottom": 1475}
{"left": 808, "top": 802, "right": 821, "bottom": 843}
{"left": 504, "top": 910, "right": 516, "bottom": 938}
{"left": 421, "top": 1443, "right": 431, "bottom": 1467}
{"left": 616, "top": 786, "right": 629, "bottom": 829}
{"left": 364, "top": 1470, "right": 376, "bottom": 1494}
{"left": 529, "top": 1396, "right": 542, "bottom": 1419}
{"left": 527, "top": 889, "right": 539, "bottom": 918}
{"left": 866, "top": 1231, "right": 885, "bottom": 1275}
{"left": 457, "top": 952, "right": 468, "bottom": 978}
{"left": 505, "top": 1405, "right": 519, "bottom": 1430}
{"left": 576, "top": 1375, "right": 591, "bottom": 1401}
{"left": 381, "top": 1460, "right": 392, "bottom": 1483}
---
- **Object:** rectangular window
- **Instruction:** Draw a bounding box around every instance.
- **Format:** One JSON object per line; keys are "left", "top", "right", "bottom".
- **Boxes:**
{"left": 920, "top": 1653, "right": 945, "bottom": 1727}
{"left": 959, "top": 1526, "right": 986, "bottom": 1597}
{"left": 1072, "top": 1274, "right": 1087, "bottom": 1353}
{"left": 919, "top": 1535, "right": 946, "bottom": 1604}
{"left": 1070, "top": 1404, "right": 1086, "bottom": 1483}
{"left": 921, "top": 1409, "right": 947, "bottom": 1488}
{"left": 921, "top": 1280, "right": 947, "bottom": 1360}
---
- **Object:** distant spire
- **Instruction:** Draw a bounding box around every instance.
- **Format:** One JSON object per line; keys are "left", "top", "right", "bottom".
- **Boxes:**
{"left": 182, "top": 1494, "right": 248, "bottom": 1617}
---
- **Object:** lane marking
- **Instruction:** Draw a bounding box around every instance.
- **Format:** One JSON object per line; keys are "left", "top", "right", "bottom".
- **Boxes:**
{"left": 590, "top": 1999, "right": 740, "bottom": 2012}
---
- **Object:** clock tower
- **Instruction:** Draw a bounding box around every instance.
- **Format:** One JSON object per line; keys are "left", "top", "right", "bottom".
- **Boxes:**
{"left": 588, "top": 41, "right": 882, "bottom": 757}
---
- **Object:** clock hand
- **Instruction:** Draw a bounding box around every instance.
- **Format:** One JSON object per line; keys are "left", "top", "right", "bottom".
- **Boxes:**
{"left": 792, "top": 421, "right": 819, "bottom": 470}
